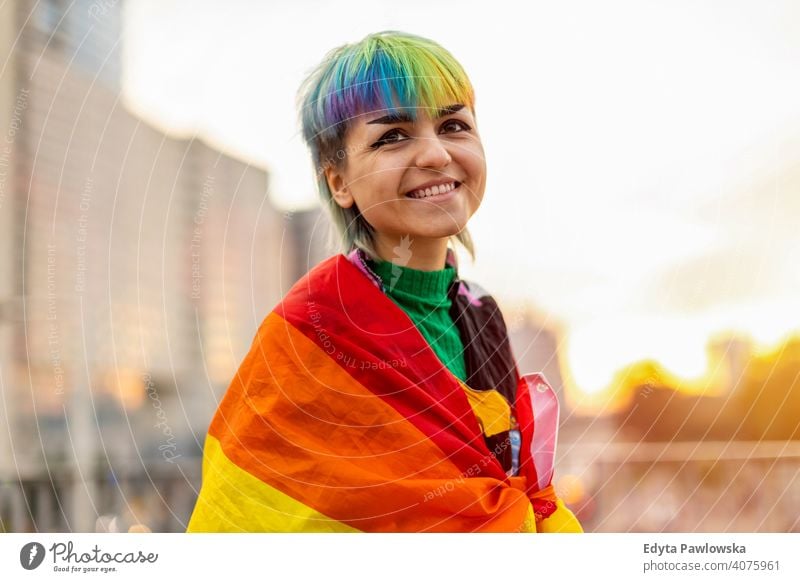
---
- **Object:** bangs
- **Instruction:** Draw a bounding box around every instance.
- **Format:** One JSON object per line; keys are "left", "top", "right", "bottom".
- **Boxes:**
{"left": 299, "top": 31, "right": 475, "bottom": 146}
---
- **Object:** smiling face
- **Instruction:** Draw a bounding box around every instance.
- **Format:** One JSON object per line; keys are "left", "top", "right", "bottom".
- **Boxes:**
{"left": 324, "top": 103, "right": 487, "bottom": 262}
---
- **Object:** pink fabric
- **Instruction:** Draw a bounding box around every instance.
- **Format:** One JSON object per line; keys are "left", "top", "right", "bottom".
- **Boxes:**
{"left": 524, "top": 373, "right": 560, "bottom": 491}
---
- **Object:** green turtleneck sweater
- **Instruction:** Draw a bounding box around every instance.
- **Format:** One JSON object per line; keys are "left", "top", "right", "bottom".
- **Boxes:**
{"left": 370, "top": 258, "right": 468, "bottom": 382}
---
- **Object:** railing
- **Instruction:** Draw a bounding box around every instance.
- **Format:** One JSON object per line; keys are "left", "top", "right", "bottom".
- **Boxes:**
{"left": 556, "top": 440, "right": 800, "bottom": 532}
{"left": 0, "top": 463, "right": 201, "bottom": 533}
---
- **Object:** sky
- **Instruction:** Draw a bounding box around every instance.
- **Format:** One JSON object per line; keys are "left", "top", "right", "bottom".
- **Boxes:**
{"left": 122, "top": 0, "right": 800, "bottom": 400}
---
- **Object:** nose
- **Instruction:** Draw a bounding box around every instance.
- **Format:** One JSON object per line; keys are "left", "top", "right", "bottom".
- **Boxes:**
{"left": 413, "top": 133, "right": 452, "bottom": 169}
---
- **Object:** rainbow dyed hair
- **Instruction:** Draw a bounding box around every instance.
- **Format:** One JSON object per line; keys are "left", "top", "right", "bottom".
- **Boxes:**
{"left": 296, "top": 30, "right": 476, "bottom": 262}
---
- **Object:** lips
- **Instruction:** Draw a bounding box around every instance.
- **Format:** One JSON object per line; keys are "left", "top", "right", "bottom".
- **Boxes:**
{"left": 405, "top": 180, "right": 461, "bottom": 199}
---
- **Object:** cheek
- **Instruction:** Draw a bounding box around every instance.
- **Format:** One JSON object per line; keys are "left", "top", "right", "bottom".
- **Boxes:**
{"left": 358, "top": 163, "right": 405, "bottom": 195}
{"left": 460, "top": 141, "right": 486, "bottom": 176}
{"left": 462, "top": 144, "right": 487, "bottom": 203}
{"left": 348, "top": 171, "right": 403, "bottom": 214}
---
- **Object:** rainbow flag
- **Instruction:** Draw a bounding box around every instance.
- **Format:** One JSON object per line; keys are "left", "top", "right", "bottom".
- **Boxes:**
{"left": 187, "top": 254, "right": 583, "bottom": 533}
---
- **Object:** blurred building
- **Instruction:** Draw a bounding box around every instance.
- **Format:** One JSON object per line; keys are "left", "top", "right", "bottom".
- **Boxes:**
{"left": 613, "top": 334, "right": 800, "bottom": 443}
{"left": 529, "top": 328, "right": 800, "bottom": 532}
{"left": 706, "top": 333, "right": 752, "bottom": 395}
{"left": 507, "top": 309, "right": 569, "bottom": 413}
{"left": 0, "top": 0, "right": 326, "bottom": 532}
{"left": 286, "top": 204, "right": 336, "bottom": 284}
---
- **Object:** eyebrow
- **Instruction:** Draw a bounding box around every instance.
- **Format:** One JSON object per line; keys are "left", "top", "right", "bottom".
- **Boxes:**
{"left": 366, "top": 104, "right": 465, "bottom": 125}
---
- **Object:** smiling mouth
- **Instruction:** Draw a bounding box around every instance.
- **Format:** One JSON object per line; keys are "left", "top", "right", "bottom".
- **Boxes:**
{"left": 405, "top": 181, "right": 461, "bottom": 199}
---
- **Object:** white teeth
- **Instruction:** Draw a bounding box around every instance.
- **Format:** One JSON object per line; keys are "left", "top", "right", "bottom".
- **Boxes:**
{"left": 408, "top": 181, "right": 456, "bottom": 198}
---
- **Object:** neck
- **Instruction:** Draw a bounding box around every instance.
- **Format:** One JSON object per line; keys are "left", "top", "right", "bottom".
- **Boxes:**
{"left": 372, "top": 234, "right": 449, "bottom": 271}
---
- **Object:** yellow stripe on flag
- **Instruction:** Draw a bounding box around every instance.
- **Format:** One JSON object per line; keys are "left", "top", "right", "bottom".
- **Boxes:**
{"left": 187, "top": 434, "right": 359, "bottom": 533}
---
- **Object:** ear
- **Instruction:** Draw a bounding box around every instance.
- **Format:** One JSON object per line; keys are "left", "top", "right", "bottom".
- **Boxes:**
{"left": 324, "top": 165, "right": 354, "bottom": 209}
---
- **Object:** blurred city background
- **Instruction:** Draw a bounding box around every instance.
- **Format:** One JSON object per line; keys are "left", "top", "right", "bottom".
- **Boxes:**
{"left": 1, "top": 0, "right": 799, "bottom": 533}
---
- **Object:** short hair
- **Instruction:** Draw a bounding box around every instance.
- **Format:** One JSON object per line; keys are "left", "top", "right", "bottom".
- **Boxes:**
{"left": 295, "top": 30, "right": 477, "bottom": 263}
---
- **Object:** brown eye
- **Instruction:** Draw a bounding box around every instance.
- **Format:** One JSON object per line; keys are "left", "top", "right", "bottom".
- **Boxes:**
{"left": 441, "top": 119, "right": 471, "bottom": 133}
{"left": 371, "top": 129, "right": 410, "bottom": 149}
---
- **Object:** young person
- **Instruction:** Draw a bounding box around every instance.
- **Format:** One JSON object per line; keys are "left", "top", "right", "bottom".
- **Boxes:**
{"left": 187, "top": 30, "right": 582, "bottom": 533}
